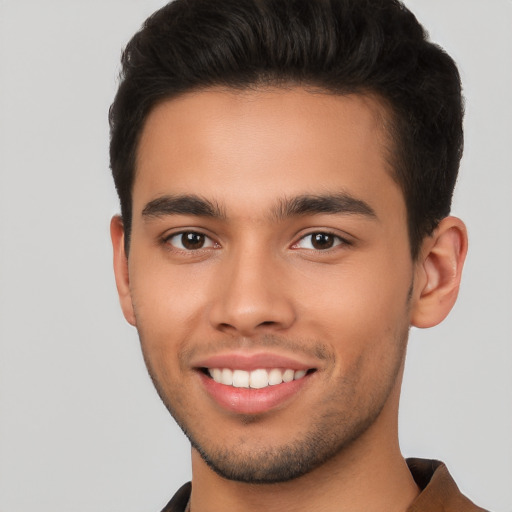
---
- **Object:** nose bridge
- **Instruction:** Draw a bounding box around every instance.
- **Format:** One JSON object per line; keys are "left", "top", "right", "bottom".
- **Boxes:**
{"left": 209, "top": 239, "right": 295, "bottom": 335}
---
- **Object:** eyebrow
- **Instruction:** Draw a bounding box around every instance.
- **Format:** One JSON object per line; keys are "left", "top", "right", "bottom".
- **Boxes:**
{"left": 141, "top": 192, "right": 377, "bottom": 221}
{"left": 142, "top": 195, "right": 225, "bottom": 220}
{"left": 272, "top": 193, "right": 377, "bottom": 220}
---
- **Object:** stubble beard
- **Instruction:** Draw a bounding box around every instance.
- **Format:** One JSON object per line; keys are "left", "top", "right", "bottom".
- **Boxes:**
{"left": 139, "top": 327, "right": 409, "bottom": 485}
{"left": 185, "top": 387, "right": 398, "bottom": 484}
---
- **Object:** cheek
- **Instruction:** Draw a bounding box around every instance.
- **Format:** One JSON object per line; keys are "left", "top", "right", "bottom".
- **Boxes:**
{"left": 301, "top": 261, "right": 409, "bottom": 319}
{"left": 128, "top": 261, "right": 205, "bottom": 368}
{"left": 295, "top": 255, "right": 411, "bottom": 360}
{"left": 129, "top": 259, "right": 237, "bottom": 388}
{"left": 131, "top": 253, "right": 207, "bottom": 322}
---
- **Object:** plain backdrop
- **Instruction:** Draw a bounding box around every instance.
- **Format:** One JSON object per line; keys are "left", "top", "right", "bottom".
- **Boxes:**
{"left": 0, "top": 1, "right": 511, "bottom": 511}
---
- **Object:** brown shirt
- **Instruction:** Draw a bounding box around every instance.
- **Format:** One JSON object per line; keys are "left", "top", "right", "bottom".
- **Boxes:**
{"left": 160, "top": 458, "right": 489, "bottom": 512}
{"left": 406, "top": 458, "right": 489, "bottom": 512}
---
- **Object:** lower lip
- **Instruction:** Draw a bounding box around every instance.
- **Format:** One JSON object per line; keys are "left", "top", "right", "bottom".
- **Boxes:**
{"left": 198, "top": 371, "right": 312, "bottom": 415}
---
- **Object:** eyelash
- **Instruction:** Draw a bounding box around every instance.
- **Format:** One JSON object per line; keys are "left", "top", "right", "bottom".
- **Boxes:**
{"left": 163, "top": 231, "right": 218, "bottom": 252}
{"left": 292, "top": 231, "right": 351, "bottom": 251}
{"left": 162, "top": 230, "right": 351, "bottom": 252}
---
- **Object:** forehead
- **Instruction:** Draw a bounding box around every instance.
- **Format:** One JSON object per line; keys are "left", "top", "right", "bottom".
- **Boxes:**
{"left": 134, "top": 87, "right": 401, "bottom": 218}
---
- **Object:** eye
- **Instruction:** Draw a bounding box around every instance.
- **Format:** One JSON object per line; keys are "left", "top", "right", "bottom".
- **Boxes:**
{"left": 294, "top": 232, "right": 346, "bottom": 250}
{"left": 165, "top": 231, "right": 216, "bottom": 251}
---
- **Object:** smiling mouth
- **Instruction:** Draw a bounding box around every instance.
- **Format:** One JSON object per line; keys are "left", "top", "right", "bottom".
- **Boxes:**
{"left": 201, "top": 367, "right": 316, "bottom": 389}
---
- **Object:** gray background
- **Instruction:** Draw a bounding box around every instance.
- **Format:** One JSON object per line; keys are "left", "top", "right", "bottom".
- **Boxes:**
{"left": 0, "top": 1, "right": 510, "bottom": 511}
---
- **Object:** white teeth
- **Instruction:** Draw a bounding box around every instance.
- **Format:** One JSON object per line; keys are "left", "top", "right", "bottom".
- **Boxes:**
{"left": 294, "top": 370, "right": 306, "bottom": 380}
{"left": 249, "top": 369, "right": 268, "bottom": 389}
{"left": 208, "top": 367, "right": 309, "bottom": 388}
{"left": 282, "top": 369, "right": 294, "bottom": 383}
{"left": 221, "top": 368, "right": 233, "bottom": 385}
{"left": 233, "top": 369, "right": 250, "bottom": 388}
{"left": 268, "top": 368, "right": 283, "bottom": 386}
{"left": 212, "top": 368, "right": 222, "bottom": 382}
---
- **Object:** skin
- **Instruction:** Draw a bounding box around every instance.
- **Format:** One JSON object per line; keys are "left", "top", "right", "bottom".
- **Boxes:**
{"left": 111, "top": 88, "right": 467, "bottom": 512}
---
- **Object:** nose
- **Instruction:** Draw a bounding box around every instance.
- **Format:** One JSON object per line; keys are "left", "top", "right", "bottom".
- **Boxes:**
{"left": 208, "top": 247, "right": 296, "bottom": 336}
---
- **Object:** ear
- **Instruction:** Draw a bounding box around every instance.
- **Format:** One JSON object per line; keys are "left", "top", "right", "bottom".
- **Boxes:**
{"left": 110, "top": 215, "right": 136, "bottom": 326}
{"left": 410, "top": 216, "right": 468, "bottom": 328}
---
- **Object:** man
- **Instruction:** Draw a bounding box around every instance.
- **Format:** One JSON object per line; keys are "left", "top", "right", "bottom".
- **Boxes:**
{"left": 108, "top": 0, "right": 487, "bottom": 510}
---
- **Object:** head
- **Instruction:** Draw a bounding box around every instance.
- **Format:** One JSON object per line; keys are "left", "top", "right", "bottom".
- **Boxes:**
{"left": 109, "top": 0, "right": 464, "bottom": 260}
{"left": 109, "top": 0, "right": 467, "bottom": 485}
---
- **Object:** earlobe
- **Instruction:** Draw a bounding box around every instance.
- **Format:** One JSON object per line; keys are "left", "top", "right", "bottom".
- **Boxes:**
{"left": 411, "top": 216, "right": 468, "bottom": 328}
{"left": 110, "top": 215, "right": 136, "bottom": 326}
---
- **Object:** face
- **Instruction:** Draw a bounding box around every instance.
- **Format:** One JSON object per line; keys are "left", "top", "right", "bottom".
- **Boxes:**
{"left": 118, "top": 88, "right": 419, "bottom": 482}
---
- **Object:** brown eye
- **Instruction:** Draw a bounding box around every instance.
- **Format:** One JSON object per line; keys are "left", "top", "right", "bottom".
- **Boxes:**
{"left": 182, "top": 232, "right": 205, "bottom": 249}
{"left": 295, "top": 232, "right": 345, "bottom": 251}
{"left": 310, "top": 233, "right": 335, "bottom": 250}
{"left": 166, "top": 231, "right": 215, "bottom": 250}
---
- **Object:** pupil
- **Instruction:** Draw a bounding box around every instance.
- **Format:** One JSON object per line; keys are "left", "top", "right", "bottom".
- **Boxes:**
{"left": 312, "top": 233, "right": 333, "bottom": 249}
{"left": 182, "top": 232, "right": 205, "bottom": 249}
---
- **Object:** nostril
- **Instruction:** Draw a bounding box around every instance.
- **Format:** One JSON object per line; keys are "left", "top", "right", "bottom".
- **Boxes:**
{"left": 217, "top": 322, "right": 237, "bottom": 333}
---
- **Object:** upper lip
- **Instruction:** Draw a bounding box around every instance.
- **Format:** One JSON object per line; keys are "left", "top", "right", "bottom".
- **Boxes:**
{"left": 192, "top": 351, "right": 317, "bottom": 372}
